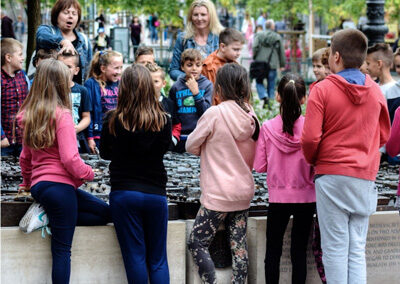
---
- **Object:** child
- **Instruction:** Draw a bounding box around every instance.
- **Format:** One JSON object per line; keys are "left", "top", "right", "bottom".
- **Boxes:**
{"left": 309, "top": 47, "right": 329, "bottom": 92}
{"left": 145, "top": 62, "right": 182, "bottom": 147}
{"left": 18, "top": 59, "right": 111, "bottom": 283}
{"left": 366, "top": 43, "right": 396, "bottom": 94}
{"left": 169, "top": 48, "right": 213, "bottom": 153}
{"left": 58, "top": 51, "right": 92, "bottom": 153}
{"left": 93, "top": 27, "right": 111, "bottom": 52}
{"left": 99, "top": 65, "right": 171, "bottom": 284}
{"left": 186, "top": 63, "right": 259, "bottom": 283}
{"left": 135, "top": 46, "right": 155, "bottom": 65}
{"left": 394, "top": 48, "right": 400, "bottom": 75}
{"left": 386, "top": 106, "right": 400, "bottom": 210}
{"left": 85, "top": 50, "right": 123, "bottom": 153}
{"left": 202, "top": 28, "right": 245, "bottom": 84}
{"left": 1, "top": 38, "right": 29, "bottom": 157}
{"left": 301, "top": 29, "right": 391, "bottom": 284}
{"left": 29, "top": 48, "right": 58, "bottom": 82}
{"left": 253, "top": 74, "right": 316, "bottom": 284}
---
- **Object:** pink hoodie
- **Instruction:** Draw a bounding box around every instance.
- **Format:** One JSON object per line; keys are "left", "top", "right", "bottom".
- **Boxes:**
{"left": 19, "top": 108, "right": 94, "bottom": 189}
{"left": 186, "top": 100, "right": 258, "bottom": 212}
{"left": 254, "top": 115, "right": 315, "bottom": 203}
{"left": 386, "top": 107, "right": 400, "bottom": 195}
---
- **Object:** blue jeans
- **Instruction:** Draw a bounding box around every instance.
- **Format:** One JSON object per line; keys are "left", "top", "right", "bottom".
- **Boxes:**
{"left": 31, "top": 181, "right": 111, "bottom": 284}
{"left": 150, "top": 26, "right": 158, "bottom": 42}
{"left": 110, "top": 190, "right": 169, "bottom": 284}
{"left": 256, "top": 69, "right": 277, "bottom": 100}
{"left": 1, "top": 144, "right": 22, "bottom": 157}
{"left": 315, "top": 175, "right": 376, "bottom": 284}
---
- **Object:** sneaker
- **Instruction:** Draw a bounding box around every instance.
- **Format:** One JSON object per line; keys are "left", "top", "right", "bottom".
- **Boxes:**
{"left": 19, "top": 202, "right": 49, "bottom": 234}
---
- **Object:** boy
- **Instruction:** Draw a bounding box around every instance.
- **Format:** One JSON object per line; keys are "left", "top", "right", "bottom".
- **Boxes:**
{"left": 1, "top": 38, "right": 29, "bottom": 157}
{"left": 145, "top": 62, "right": 181, "bottom": 147}
{"left": 202, "top": 28, "right": 245, "bottom": 84}
{"left": 394, "top": 47, "right": 400, "bottom": 76}
{"left": 135, "top": 46, "right": 155, "bottom": 65}
{"left": 366, "top": 43, "right": 396, "bottom": 94}
{"left": 301, "top": 29, "right": 391, "bottom": 284}
{"left": 309, "top": 47, "right": 329, "bottom": 92}
{"left": 93, "top": 27, "right": 111, "bottom": 52}
{"left": 29, "top": 49, "right": 58, "bottom": 83}
{"left": 57, "top": 51, "right": 92, "bottom": 153}
{"left": 169, "top": 48, "right": 213, "bottom": 153}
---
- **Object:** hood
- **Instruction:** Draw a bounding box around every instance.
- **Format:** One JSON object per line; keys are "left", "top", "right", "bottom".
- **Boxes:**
{"left": 218, "top": 100, "right": 256, "bottom": 142}
{"left": 258, "top": 30, "right": 281, "bottom": 46}
{"left": 264, "top": 115, "right": 303, "bottom": 153}
{"left": 325, "top": 74, "right": 375, "bottom": 105}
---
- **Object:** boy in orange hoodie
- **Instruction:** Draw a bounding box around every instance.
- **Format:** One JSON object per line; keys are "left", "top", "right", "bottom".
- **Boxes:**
{"left": 301, "top": 29, "right": 391, "bottom": 284}
{"left": 202, "top": 28, "right": 245, "bottom": 85}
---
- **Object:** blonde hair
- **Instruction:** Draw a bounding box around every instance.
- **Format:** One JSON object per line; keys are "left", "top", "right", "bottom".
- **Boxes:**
{"left": 109, "top": 64, "right": 167, "bottom": 135}
{"left": 88, "top": 50, "right": 123, "bottom": 91}
{"left": 1, "top": 38, "right": 23, "bottom": 66}
{"left": 145, "top": 62, "right": 165, "bottom": 80}
{"left": 184, "top": 0, "right": 224, "bottom": 39}
{"left": 19, "top": 59, "right": 72, "bottom": 149}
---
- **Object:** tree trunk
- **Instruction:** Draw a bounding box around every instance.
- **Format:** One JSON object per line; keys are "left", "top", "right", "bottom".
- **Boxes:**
{"left": 26, "top": 0, "right": 41, "bottom": 72}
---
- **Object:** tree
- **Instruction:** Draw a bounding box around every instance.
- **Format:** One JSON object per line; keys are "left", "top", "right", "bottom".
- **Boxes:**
{"left": 26, "top": 0, "right": 41, "bottom": 72}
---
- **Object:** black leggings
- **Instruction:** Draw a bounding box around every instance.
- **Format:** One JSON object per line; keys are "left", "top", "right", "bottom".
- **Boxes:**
{"left": 265, "top": 202, "right": 315, "bottom": 284}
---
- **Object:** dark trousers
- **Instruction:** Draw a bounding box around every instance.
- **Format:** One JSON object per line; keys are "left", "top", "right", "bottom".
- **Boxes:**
{"left": 31, "top": 181, "right": 111, "bottom": 284}
{"left": 110, "top": 190, "right": 169, "bottom": 284}
{"left": 265, "top": 202, "right": 315, "bottom": 284}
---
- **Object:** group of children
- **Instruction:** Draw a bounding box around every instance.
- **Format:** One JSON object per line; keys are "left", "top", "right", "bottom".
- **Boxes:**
{"left": 2, "top": 23, "right": 400, "bottom": 284}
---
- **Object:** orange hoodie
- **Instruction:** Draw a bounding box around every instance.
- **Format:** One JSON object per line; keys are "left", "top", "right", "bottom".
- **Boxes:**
{"left": 301, "top": 74, "right": 391, "bottom": 181}
{"left": 202, "top": 50, "right": 237, "bottom": 84}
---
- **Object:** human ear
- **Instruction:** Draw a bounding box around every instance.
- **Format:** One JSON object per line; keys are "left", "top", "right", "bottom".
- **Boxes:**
{"left": 275, "top": 92, "right": 281, "bottom": 102}
{"left": 74, "top": 66, "right": 80, "bottom": 76}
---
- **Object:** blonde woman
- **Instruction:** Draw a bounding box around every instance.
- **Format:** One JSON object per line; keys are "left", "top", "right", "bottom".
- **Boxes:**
{"left": 18, "top": 59, "right": 110, "bottom": 283}
{"left": 169, "top": 0, "right": 224, "bottom": 80}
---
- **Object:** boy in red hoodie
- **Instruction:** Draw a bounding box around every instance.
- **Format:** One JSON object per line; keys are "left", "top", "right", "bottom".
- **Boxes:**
{"left": 301, "top": 29, "right": 391, "bottom": 284}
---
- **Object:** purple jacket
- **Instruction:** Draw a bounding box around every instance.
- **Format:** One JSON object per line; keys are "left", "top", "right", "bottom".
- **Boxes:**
{"left": 253, "top": 115, "right": 315, "bottom": 203}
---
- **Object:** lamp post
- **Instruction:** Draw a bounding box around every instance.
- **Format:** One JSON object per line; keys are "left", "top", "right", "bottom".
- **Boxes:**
{"left": 362, "top": 0, "right": 388, "bottom": 46}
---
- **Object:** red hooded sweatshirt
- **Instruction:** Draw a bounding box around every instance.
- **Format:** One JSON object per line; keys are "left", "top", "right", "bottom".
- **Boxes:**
{"left": 301, "top": 74, "right": 391, "bottom": 181}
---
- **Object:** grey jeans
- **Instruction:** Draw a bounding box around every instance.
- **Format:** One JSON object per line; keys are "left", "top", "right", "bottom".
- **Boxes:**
{"left": 315, "top": 175, "right": 377, "bottom": 284}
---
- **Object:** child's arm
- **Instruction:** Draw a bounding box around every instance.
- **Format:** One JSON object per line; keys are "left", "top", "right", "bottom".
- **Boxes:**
{"left": 186, "top": 111, "right": 212, "bottom": 156}
{"left": 75, "top": 112, "right": 91, "bottom": 133}
{"left": 57, "top": 111, "right": 94, "bottom": 182}
{"left": 301, "top": 88, "right": 325, "bottom": 165}
{"left": 0, "top": 125, "right": 10, "bottom": 148}
{"left": 19, "top": 144, "right": 32, "bottom": 192}
{"left": 253, "top": 125, "right": 268, "bottom": 172}
{"left": 84, "top": 80, "right": 97, "bottom": 153}
{"left": 386, "top": 107, "right": 400, "bottom": 157}
{"left": 99, "top": 113, "right": 113, "bottom": 160}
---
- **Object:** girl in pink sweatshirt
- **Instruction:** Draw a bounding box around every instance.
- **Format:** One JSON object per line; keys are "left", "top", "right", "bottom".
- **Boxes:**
{"left": 186, "top": 63, "right": 259, "bottom": 284}
{"left": 386, "top": 106, "right": 400, "bottom": 210}
{"left": 253, "top": 73, "right": 316, "bottom": 284}
{"left": 18, "top": 59, "right": 110, "bottom": 284}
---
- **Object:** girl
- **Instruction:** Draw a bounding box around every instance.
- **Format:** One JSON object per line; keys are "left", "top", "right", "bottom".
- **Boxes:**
{"left": 186, "top": 63, "right": 259, "bottom": 284}
{"left": 253, "top": 73, "right": 316, "bottom": 284}
{"left": 387, "top": 106, "right": 400, "bottom": 211}
{"left": 99, "top": 65, "right": 171, "bottom": 284}
{"left": 85, "top": 50, "right": 123, "bottom": 153}
{"left": 18, "top": 59, "right": 111, "bottom": 284}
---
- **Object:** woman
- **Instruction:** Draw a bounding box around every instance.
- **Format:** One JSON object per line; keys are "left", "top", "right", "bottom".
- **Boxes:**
{"left": 35, "top": 0, "right": 92, "bottom": 84}
{"left": 130, "top": 16, "right": 141, "bottom": 55}
{"left": 100, "top": 65, "right": 171, "bottom": 283}
{"left": 169, "top": 0, "right": 224, "bottom": 81}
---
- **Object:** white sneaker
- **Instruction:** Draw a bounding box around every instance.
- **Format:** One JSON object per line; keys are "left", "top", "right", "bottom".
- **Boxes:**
{"left": 19, "top": 202, "right": 49, "bottom": 234}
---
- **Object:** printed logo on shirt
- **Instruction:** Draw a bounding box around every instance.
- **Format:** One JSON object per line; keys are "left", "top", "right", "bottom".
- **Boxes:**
{"left": 70, "top": 92, "right": 81, "bottom": 125}
{"left": 101, "top": 86, "right": 118, "bottom": 113}
{"left": 175, "top": 89, "right": 205, "bottom": 114}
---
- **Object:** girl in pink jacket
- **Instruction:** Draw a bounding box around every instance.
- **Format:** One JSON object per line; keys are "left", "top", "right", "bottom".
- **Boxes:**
{"left": 186, "top": 63, "right": 259, "bottom": 284}
{"left": 253, "top": 73, "right": 316, "bottom": 284}
{"left": 386, "top": 106, "right": 400, "bottom": 210}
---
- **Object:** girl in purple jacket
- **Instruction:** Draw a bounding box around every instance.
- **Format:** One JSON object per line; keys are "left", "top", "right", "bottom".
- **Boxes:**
{"left": 253, "top": 73, "right": 316, "bottom": 284}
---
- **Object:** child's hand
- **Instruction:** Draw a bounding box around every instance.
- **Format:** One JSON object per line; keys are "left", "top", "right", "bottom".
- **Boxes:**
{"left": 1, "top": 137, "right": 10, "bottom": 148}
{"left": 186, "top": 75, "right": 199, "bottom": 96}
{"left": 18, "top": 185, "right": 30, "bottom": 193}
{"left": 88, "top": 139, "right": 97, "bottom": 154}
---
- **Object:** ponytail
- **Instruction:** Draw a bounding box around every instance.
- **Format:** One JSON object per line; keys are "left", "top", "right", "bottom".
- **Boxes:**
{"left": 88, "top": 50, "right": 123, "bottom": 92}
{"left": 277, "top": 74, "right": 306, "bottom": 136}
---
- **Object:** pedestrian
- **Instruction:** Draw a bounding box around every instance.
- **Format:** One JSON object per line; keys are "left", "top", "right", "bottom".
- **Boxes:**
{"left": 84, "top": 50, "right": 123, "bottom": 153}
{"left": 169, "top": 0, "right": 223, "bottom": 81}
{"left": 130, "top": 16, "right": 142, "bottom": 55}
{"left": 253, "top": 73, "right": 316, "bottom": 284}
{"left": 18, "top": 59, "right": 111, "bottom": 284}
{"left": 100, "top": 64, "right": 171, "bottom": 284}
{"left": 93, "top": 27, "right": 111, "bottom": 53}
{"left": 1, "top": 12, "right": 16, "bottom": 39}
{"left": 186, "top": 63, "right": 259, "bottom": 284}
{"left": 301, "top": 29, "right": 391, "bottom": 284}
{"left": 13, "top": 15, "right": 25, "bottom": 42}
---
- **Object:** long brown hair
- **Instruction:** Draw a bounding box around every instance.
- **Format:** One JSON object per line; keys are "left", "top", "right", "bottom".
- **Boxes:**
{"left": 109, "top": 64, "right": 167, "bottom": 135}
{"left": 19, "top": 59, "right": 72, "bottom": 149}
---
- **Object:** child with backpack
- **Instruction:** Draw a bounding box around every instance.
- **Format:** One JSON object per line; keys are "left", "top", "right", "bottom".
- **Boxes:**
{"left": 253, "top": 73, "right": 316, "bottom": 284}
{"left": 186, "top": 63, "right": 259, "bottom": 283}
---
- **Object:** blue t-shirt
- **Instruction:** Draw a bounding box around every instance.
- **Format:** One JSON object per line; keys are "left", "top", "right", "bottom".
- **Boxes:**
{"left": 70, "top": 83, "right": 92, "bottom": 125}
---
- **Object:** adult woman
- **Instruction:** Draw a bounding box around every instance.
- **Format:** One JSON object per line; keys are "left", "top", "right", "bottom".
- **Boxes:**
{"left": 169, "top": 0, "right": 223, "bottom": 81}
{"left": 130, "top": 16, "right": 141, "bottom": 55}
{"left": 36, "top": 0, "right": 92, "bottom": 84}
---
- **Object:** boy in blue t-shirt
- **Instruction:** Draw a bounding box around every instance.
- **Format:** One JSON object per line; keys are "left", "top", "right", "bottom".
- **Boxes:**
{"left": 168, "top": 48, "right": 213, "bottom": 153}
{"left": 58, "top": 52, "right": 92, "bottom": 153}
